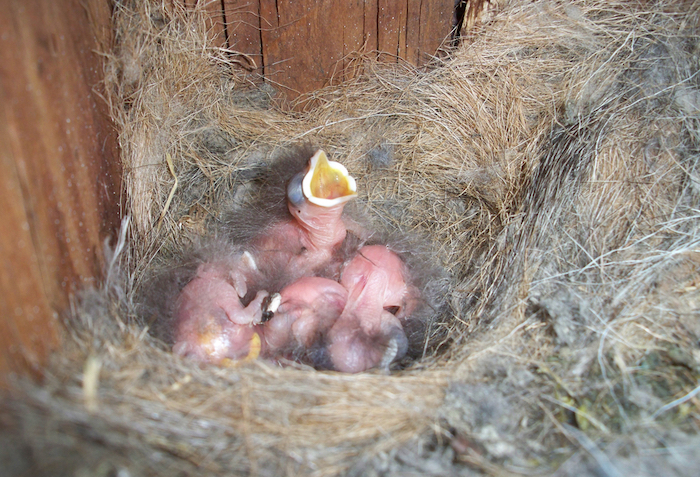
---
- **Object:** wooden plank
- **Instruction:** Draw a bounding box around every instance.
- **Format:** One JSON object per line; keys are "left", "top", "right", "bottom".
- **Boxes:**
{"left": 0, "top": 0, "right": 121, "bottom": 382}
{"left": 258, "top": 0, "right": 279, "bottom": 81}
{"left": 406, "top": 0, "right": 421, "bottom": 65}
{"left": 417, "top": 0, "right": 454, "bottom": 62}
{"left": 363, "top": 0, "right": 379, "bottom": 54}
{"left": 193, "top": 0, "right": 454, "bottom": 98}
{"left": 203, "top": 0, "right": 228, "bottom": 48}
{"left": 377, "top": 0, "right": 407, "bottom": 61}
{"left": 260, "top": 0, "right": 354, "bottom": 100}
{"left": 362, "top": 0, "right": 379, "bottom": 52}
{"left": 185, "top": 0, "right": 228, "bottom": 48}
{"left": 0, "top": 103, "right": 56, "bottom": 382}
{"left": 223, "top": 0, "right": 263, "bottom": 74}
{"left": 340, "top": 0, "right": 364, "bottom": 82}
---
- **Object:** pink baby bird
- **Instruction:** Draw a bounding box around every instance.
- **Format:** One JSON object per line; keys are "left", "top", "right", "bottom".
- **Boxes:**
{"left": 327, "top": 245, "right": 417, "bottom": 373}
{"left": 171, "top": 255, "right": 267, "bottom": 364}
{"left": 262, "top": 276, "right": 348, "bottom": 355}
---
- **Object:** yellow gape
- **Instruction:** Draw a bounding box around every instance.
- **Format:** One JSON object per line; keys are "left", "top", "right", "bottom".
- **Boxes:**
{"left": 302, "top": 150, "right": 357, "bottom": 207}
{"left": 221, "top": 331, "right": 261, "bottom": 367}
{"left": 309, "top": 151, "right": 353, "bottom": 200}
{"left": 245, "top": 332, "right": 261, "bottom": 360}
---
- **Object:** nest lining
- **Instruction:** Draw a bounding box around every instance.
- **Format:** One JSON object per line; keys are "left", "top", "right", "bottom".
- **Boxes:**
{"left": 2, "top": 0, "right": 700, "bottom": 475}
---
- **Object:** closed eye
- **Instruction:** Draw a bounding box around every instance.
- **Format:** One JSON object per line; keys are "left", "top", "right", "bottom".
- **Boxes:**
{"left": 287, "top": 172, "right": 305, "bottom": 206}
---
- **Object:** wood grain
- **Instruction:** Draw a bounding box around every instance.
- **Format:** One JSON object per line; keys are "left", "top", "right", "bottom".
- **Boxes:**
{"left": 0, "top": 0, "right": 121, "bottom": 383}
{"left": 0, "top": 0, "right": 455, "bottom": 382}
{"left": 224, "top": 0, "right": 263, "bottom": 72}
{"left": 186, "top": 0, "right": 454, "bottom": 100}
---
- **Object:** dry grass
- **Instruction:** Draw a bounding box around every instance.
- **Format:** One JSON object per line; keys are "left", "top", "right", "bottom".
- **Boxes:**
{"left": 2, "top": 0, "right": 700, "bottom": 475}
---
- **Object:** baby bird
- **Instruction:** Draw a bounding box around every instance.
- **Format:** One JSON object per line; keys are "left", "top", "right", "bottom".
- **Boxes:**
{"left": 171, "top": 254, "right": 267, "bottom": 364}
{"left": 251, "top": 149, "right": 358, "bottom": 282}
{"left": 262, "top": 276, "right": 348, "bottom": 356}
{"left": 167, "top": 147, "right": 427, "bottom": 372}
{"left": 328, "top": 245, "right": 418, "bottom": 373}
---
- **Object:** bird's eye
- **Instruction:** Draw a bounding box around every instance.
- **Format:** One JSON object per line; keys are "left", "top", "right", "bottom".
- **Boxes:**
{"left": 287, "top": 172, "right": 305, "bottom": 206}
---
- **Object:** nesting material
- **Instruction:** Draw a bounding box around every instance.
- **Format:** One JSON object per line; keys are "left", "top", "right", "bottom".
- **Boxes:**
{"left": 3, "top": 0, "right": 700, "bottom": 475}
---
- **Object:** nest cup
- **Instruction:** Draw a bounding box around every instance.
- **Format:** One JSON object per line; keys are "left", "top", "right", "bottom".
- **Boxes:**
{"left": 3, "top": 1, "right": 700, "bottom": 475}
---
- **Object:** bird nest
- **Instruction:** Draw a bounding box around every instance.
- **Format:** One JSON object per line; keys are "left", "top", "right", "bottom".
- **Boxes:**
{"left": 3, "top": 0, "right": 700, "bottom": 475}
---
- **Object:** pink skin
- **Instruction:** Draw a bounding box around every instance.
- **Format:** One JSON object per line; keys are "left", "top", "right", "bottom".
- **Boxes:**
{"left": 171, "top": 193, "right": 350, "bottom": 365}
{"left": 171, "top": 151, "right": 364, "bottom": 366}
{"left": 172, "top": 262, "right": 267, "bottom": 364}
{"left": 288, "top": 199, "right": 348, "bottom": 253}
{"left": 171, "top": 203, "right": 351, "bottom": 365}
{"left": 251, "top": 201, "right": 349, "bottom": 283}
{"left": 262, "top": 276, "right": 348, "bottom": 354}
{"left": 252, "top": 151, "right": 357, "bottom": 282}
{"left": 328, "top": 245, "right": 417, "bottom": 373}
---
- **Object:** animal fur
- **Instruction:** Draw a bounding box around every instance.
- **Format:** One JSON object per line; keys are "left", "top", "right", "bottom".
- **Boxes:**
{"left": 2, "top": 0, "right": 699, "bottom": 475}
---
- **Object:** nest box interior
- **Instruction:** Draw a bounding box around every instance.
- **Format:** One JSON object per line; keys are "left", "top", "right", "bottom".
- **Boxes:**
{"left": 2, "top": 1, "right": 700, "bottom": 476}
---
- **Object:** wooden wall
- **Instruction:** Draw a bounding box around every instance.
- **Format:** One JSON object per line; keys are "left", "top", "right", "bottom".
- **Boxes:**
{"left": 0, "top": 0, "right": 121, "bottom": 383}
{"left": 185, "top": 0, "right": 456, "bottom": 100}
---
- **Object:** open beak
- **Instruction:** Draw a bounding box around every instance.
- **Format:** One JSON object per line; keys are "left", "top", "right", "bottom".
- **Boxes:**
{"left": 301, "top": 150, "right": 357, "bottom": 207}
